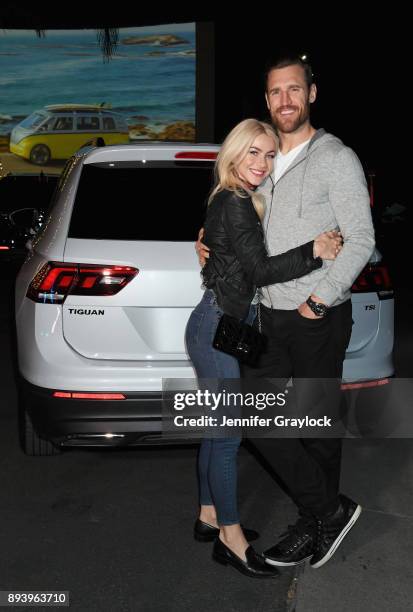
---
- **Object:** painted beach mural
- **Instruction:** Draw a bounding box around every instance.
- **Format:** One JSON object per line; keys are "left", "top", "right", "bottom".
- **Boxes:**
{"left": 0, "top": 24, "right": 196, "bottom": 175}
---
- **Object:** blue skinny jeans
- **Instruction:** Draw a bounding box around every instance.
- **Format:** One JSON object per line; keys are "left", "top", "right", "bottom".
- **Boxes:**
{"left": 185, "top": 289, "right": 255, "bottom": 525}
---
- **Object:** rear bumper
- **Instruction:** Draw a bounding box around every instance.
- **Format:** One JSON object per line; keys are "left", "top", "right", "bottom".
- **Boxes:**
{"left": 15, "top": 294, "right": 197, "bottom": 392}
{"left": 19, "top": 377, "right": 188, "bottom": 446}
{"left": 343, "top": 297, "right": 394, "bottom": 382}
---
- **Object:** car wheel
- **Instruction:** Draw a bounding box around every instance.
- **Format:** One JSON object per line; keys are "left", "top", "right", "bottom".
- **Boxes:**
{"left": 29, "top": 144, "right": 51, "bottom": 165}
{"left": 341, "top": 382, "right": 393, "bottom": 438}
{"left": 18, "top": 398, "right": 61, "bottom": 456}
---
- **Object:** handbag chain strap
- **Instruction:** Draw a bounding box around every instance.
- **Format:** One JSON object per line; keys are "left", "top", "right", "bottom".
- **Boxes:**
{"left": 257, "top": 296, "right": 262, "bottom": 334}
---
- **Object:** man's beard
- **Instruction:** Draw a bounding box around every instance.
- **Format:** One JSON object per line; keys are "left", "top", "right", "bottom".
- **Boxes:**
{"left": 271, "top": 103, "right": 310, "bottom": 134}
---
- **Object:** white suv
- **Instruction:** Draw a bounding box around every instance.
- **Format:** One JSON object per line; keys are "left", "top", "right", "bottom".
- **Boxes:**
{"left": 14, "top": 143, "right": 394, "bottom": 455}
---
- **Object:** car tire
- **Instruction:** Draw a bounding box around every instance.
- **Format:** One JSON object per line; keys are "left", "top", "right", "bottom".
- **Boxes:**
{"left": 29, "top": 144, "right": 51, "bottom": 165}
{"left": 341, "top": 382, "right": 393, "bottom": 438}
{"left": 18, "top": 397, "right": 61, "bottom": 456}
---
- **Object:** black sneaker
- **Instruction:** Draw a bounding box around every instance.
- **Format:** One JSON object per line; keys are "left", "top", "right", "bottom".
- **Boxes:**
{"left": 263, "top": 517, "right": 316, "bottom": 567}
{"left": 310, "top": 494, "right": 362, "bottom": 569}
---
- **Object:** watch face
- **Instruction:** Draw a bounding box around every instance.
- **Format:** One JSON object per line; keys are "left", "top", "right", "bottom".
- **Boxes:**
{"left": 307, "top": 298, "right": 328, "bottom": 317}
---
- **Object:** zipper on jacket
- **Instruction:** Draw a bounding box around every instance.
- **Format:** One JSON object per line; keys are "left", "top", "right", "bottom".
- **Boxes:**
{"left": 270, "top": 129, "right": 328, "bottom": 218}
{"left": 263, "top": 177, "right": 275, "bottom": 310}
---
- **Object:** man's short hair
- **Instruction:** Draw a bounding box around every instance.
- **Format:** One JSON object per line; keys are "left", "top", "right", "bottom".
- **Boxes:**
{"left": 264, "top": 55, "right": 313, "bottom": 91}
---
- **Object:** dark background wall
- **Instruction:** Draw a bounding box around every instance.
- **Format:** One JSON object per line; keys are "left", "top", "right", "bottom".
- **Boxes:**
{"left": 212, "top": 17, "right": 406, "bottom": 209}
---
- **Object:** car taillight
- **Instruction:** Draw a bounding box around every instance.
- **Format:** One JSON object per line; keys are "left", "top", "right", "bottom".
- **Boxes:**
{"left": 53, "top": 391, "right": 126, "bottom": 400}
{"left": 26, "top": 262, "right": 138, "bottom": 304}
{"left": 351, "top": 262, "right": 393, "bottom": 299}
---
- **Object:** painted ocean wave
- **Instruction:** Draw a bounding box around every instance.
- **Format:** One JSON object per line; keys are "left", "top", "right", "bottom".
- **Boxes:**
{"left": 0, "top": 27, "right": 196, "bottom": 135}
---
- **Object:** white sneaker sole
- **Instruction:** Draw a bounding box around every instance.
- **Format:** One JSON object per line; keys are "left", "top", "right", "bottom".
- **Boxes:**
{"left": 311, "top": 504, "right": 362, "bottom": 569}
{"left": 264, "top": 554, "right": 313, "bottom": 567}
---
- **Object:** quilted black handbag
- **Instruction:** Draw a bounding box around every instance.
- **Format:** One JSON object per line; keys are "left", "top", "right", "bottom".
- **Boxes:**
{"left": 212, "top": 306, "right": 266, "bottom": 366}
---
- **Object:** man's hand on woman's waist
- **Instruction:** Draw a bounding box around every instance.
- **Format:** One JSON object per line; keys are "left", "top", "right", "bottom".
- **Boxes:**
{"left": 298, "top": 294, "right": 328, "bottom": 319}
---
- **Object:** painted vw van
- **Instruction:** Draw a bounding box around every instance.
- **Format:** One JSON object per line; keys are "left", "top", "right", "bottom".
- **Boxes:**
{"left": 9, "top": 104, "right": 130, "bottom": 165}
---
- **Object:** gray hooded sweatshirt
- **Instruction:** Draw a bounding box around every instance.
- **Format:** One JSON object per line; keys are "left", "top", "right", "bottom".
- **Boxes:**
{"left": 258, "top": 129, "right": 375, "bottom": 309}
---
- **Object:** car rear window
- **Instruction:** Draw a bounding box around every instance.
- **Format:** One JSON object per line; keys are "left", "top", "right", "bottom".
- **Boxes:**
{"left": 68, "top": 161, "right": 215, "bottom": 240}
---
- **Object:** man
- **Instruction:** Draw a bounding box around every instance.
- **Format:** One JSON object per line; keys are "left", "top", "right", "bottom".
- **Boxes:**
{"left": 197, "top": 56, "right": 374, "bottom": 568}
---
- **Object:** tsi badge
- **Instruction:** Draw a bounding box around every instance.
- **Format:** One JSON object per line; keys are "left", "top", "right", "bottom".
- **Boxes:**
{"left": 68, "top": 308, "right": 105, "bottom": 315}
{"left": 365, "top": 305, "right": 376, "bottom": 311}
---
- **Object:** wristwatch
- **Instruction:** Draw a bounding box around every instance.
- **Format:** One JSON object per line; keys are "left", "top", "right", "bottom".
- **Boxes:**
{"left": 306, "top": 296, "right": 329, "bottom": 317}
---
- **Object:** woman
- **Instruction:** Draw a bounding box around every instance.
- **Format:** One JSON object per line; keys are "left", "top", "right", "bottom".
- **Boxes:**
{"left": 185, "top": 119, "right": 341, "bottom": 578}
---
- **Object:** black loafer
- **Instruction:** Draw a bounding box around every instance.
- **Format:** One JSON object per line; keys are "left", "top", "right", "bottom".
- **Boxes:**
{"left": 194, "top": 519, "right": 259, "bottom": 542}
{"left": 212, "top": 538, "right": 280, "bottom": 579}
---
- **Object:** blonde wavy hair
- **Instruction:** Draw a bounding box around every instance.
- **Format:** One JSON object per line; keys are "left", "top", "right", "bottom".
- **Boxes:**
{"left": 208, "top": 119, "right": 278, "bottom": 220}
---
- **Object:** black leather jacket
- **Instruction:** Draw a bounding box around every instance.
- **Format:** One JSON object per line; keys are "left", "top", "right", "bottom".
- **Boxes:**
{"left": 201, "top": 189, "right": 322, "bottom": 319}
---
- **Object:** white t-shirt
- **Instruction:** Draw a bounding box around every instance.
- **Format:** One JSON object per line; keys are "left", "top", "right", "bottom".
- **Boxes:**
{"left": 273, "top": 139, "right": 311, "bottom": 183}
